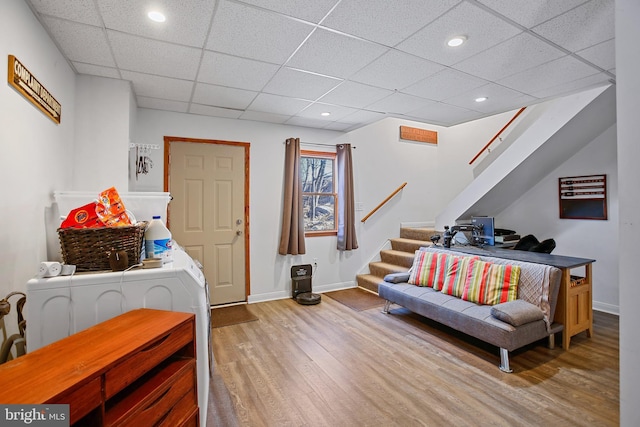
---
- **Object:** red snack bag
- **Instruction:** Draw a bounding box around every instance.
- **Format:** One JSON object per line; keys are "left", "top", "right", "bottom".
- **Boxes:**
{"left": 95, "top": 187, "right": 132, "bottom": 227}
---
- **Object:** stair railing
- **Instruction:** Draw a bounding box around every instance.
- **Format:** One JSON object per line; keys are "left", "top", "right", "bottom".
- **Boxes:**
{"left": 469, "top": 107, "right": 527, "bottom": 165}
{"left": 361, "top": 182, "right": 407, "bottom": 223}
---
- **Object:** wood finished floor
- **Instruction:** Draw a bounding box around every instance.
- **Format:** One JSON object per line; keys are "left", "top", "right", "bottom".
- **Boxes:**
{"left": 208, "top": 296, "right": 619, "bottom": 427}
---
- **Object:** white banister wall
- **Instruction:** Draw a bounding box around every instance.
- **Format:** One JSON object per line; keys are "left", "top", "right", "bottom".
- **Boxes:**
{"left": 435, "top": 84, "right": 614, "bottom": 231}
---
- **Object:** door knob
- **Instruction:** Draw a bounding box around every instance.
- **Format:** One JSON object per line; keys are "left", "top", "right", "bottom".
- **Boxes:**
{"left": 236, "top": 219, "right": 243, "bottom": 225}
{"left": 236, "top": 230, "right": 242, "bottom": 236}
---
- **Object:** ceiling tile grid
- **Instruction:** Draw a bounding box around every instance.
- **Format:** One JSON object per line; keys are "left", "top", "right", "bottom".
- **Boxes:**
{"left": 97, "top": 0, "right": 216, "bottom": 48}
{"left": 320, "top": 0, "right": 462, "bottom": 47}
{"left": 205, "top": 0, "right": 315, "bottom": 64}
{"left": 24, "top": 0, "right": 615, "bottom": 131}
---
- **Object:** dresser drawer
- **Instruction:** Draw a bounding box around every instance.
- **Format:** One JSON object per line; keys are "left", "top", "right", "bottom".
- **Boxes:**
{"left": 104, "top": 320, "right": 194, "bottom": 399}
{"left": 155, "top": 387, "right": 198, "bottom": 427}
{"left": 105, "top": 358, "right": 196, "bottom": 427}
{"left": 49, "top": 376, "right": 101, "bottom": 424}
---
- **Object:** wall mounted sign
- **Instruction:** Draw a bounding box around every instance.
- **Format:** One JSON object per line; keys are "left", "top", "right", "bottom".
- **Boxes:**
{"left": 399, "top": 126, "right": 438, "bottom": 144}
{"left": 559, "top": 174, "right": 607, "bottom": 220}
{"left": 7, "top": 55, "right": 61, "bottom": 124}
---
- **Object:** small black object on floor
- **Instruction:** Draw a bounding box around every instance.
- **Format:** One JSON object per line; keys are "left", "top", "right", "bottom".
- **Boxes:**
{"left": 296, "top": 292, "right": 321, "bottom": 305}
{"left": 291, "top": 264, "right": 321, "bottom": 305}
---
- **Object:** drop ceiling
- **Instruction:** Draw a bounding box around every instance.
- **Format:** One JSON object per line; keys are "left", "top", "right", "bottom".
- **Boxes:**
{"left": 25, "top": 0, "right": 615, "bottom": 132}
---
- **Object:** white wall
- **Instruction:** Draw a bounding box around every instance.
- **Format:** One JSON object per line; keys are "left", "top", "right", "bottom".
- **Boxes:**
{"left": 73, "top": 75, "right": 132, "bottom": 191}
{"left": 497, "top": 124, "right": 618, "bottom": 313}
{"left": 0, "top": 1, "right": 76, "bottom": 299}
{"left": 133, "top": 109, "right": 351, "bottom": 301}
{"left": 616, "top": 0, "right": 640, "bottom": 425}
{"left": 437, "top": 109, "right": 518, "bottom": 208}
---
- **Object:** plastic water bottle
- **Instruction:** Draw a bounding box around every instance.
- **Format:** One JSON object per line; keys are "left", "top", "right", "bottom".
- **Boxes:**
{"left": 145, "top": 216, "right": 173, "bottom": 263}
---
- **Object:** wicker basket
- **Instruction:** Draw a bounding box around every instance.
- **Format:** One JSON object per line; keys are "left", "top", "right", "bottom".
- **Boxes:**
{"left": 58, "top": 223, "right": 147, "bottom": 272}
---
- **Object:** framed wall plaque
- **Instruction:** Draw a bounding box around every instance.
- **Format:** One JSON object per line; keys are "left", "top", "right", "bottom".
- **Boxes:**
{"left": 559, "top": 174, "right": 607, "bottom": 220}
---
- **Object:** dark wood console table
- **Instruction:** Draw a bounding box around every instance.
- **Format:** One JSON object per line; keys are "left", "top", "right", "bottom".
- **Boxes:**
{"left": 445, "top": 245, "right": 594, "bottom": 350}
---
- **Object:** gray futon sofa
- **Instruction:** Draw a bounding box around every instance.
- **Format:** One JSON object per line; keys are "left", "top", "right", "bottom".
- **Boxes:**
{"left": 378, "top": 247, "right": 563, "bottom": 372}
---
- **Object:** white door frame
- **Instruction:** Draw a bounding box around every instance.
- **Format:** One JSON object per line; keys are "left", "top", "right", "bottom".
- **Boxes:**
{"left": 163, "top": 136, "right": 251, "bottom": 303}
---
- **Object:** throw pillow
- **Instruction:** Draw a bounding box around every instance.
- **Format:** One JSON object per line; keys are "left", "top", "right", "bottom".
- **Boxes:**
{"left": 491, "top": 300, "right": 544, "bottom": 326}
{"left": 462, "top": 259, "right": 521, "bottom": 305}
{"left": 407, "top": 251, "right": 439, "bottom": 287}
{"left": 440, "top": 256, "right": 475, "bottom": 297}
{"left": 432, "top": 253, "right": 459, "bottom": 291}
{"left": 383, "top": 272, "right": 411, "bottom": 283}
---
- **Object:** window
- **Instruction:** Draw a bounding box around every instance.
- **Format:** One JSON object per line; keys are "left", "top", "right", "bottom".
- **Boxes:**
{"left": 301, "top": 150, "right": 337, "bottom": 236}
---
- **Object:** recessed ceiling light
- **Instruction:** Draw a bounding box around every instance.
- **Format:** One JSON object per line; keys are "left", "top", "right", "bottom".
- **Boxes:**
{"left": 321, "top": 112, "right": 331, "bottom": 117}
{"left": 148, "top": 11, "right": 166, "bottom": 23}
{"left": 447, "top": 36, "right": 467, "bottom": 47}
{"left": 475, "top": 97, "right": 488, "bottom": 103}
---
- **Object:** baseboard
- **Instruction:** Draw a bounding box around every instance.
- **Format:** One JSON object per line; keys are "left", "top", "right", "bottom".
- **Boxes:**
{"left": 247, "top": 291, "right": 289, "bottom": 304}
{"left": 247, "top": 281, "right": 356, "bottom": 304}
{"left": 593, "top": 301, "right": 619, "bottom": 316}
{"left": 315, "top": 281, "right": 356, "bottom": 293}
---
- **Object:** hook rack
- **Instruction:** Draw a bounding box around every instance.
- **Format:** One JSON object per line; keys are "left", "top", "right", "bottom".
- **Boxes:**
{"left": 129, "top": 143, "right": 159, "bottom": 150}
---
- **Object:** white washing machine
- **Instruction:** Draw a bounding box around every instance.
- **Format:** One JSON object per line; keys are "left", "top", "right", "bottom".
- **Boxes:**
{"left": 26, "top": 246, "right": 213, "bottom": 427}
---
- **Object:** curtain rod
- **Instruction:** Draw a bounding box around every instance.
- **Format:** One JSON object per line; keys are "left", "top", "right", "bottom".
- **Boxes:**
{"left": 285, "top": 140, "right": 356, "bottom": 149}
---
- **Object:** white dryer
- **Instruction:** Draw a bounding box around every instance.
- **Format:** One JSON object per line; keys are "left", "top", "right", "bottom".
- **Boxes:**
{"left": 26, "top": 246, "right": 213, "bottom": 427}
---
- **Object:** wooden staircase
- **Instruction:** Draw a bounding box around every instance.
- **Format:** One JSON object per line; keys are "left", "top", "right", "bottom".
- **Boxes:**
{"left": 356, "top": 227, "right": 439, "bottom": 294}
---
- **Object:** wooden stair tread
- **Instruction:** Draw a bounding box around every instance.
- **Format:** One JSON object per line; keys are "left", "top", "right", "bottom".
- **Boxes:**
{"left": 391, "top": 237, "right": 432, "bottom": 245}
{"left": 359, "top": 227, "right": 434, "bottom": 294}
{"left": 369, "top": 261, "right": 409, "bottom": 272}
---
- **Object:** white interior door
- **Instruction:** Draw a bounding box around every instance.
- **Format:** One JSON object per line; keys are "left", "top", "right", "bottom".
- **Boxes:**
{"left": 168, "top": 140, "right": 248, "bottom": 305}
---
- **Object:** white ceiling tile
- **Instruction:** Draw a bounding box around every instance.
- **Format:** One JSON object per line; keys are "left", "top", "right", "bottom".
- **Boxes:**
{"left": 120, "top": 70, "right": 194, "bottom": 102}
{"left": 318, "top": 81, "right": 393, "bottom": 109}
{"left": 286, "top": 28, "right": 388, "bottom": 79}
{"left": 42, "top": 17, "right": 115, "bottom": 67}
{"left": 72, "top": 62, "right": 121, "bottom": 79}
{"left": 443, "top": 83, "right": 536, "bottom": 113}
{"left": 197, "top": 52, "right": 279, "bottom": 91}
{"left": 262, "top": 67, "right": 342, "bottom": 100}
{"left": 189, "top": 103, "right": 244, "bottom": 119}
{"left": 206, "top": 0, "right": 314, "bottom": 64}
{"left": 477, "top": 0, "right": 589, "bottom": 28}
{"left": 239, "top": 110, "right": 290, "bottom": 124}
{"left": 532, "top": 0, "right": 614, "bottom": 53}
{"left": 192, "top": 83, "right": 257, "bottom": 110}
{"left": 397, "top": 2, "right": 521, "bottom": 66}
{"left": 297, "top": 103, "right": 359, "bottom": 121}
{"left": 350, "top": 50, "right": 446, "bottom": 91}
{"left": 235, "top": 0, "right": 339, "bottom": 23}
{"left": 403, "top": 69, "right": 488, "bottom": 101}
{"left": 341, "top": 110, "right": 387, "bottom": 124}
{"left": 528, "top": 73, "right": 613, "bottom": 99}
{"left": 27, "top": 0, "right": 616, "bottom": 130}
{"left": 366, "top": 93, "right": 432, "bottom": 115}
{"left": 247, "top": 93, "right": 311, "bottom": 115}
{"left": 29, "top": 0, "right": 102, "bottom": 25}
{"left": 453, "top": 32, "right": 565, "bottom": 81}
{"left": 405, "top": 101, "right": 481, "bottom": 126}
{"left": 285, "top": 116, "right": 334, "bottom": 128}
{"left": 576, "top": 39, "right": 615, "bottom": 71}
{"left": 321, "top": 0, "right": 460, "bottom": 46}
{"left": 136, "top": 97, "right": 189, "bottom": 113}
{"left": 97, "top": 0, "right": 215, "bottom": 47}
{"left": 108, "top": 31, "right": 202, "bottom": 80}
{"left": 323, "top": 121, "right": 356, "bottom": 131}
{"left": 497, "top": 55, "right": 600, "bottom": 94}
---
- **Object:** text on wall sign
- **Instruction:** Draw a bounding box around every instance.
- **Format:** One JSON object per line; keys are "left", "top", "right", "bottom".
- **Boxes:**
{"left": 7, "top": 55, "right": 62, "bottom": 124}
{"left": 399, "top": 126, "right": 438, "bottom": 144}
